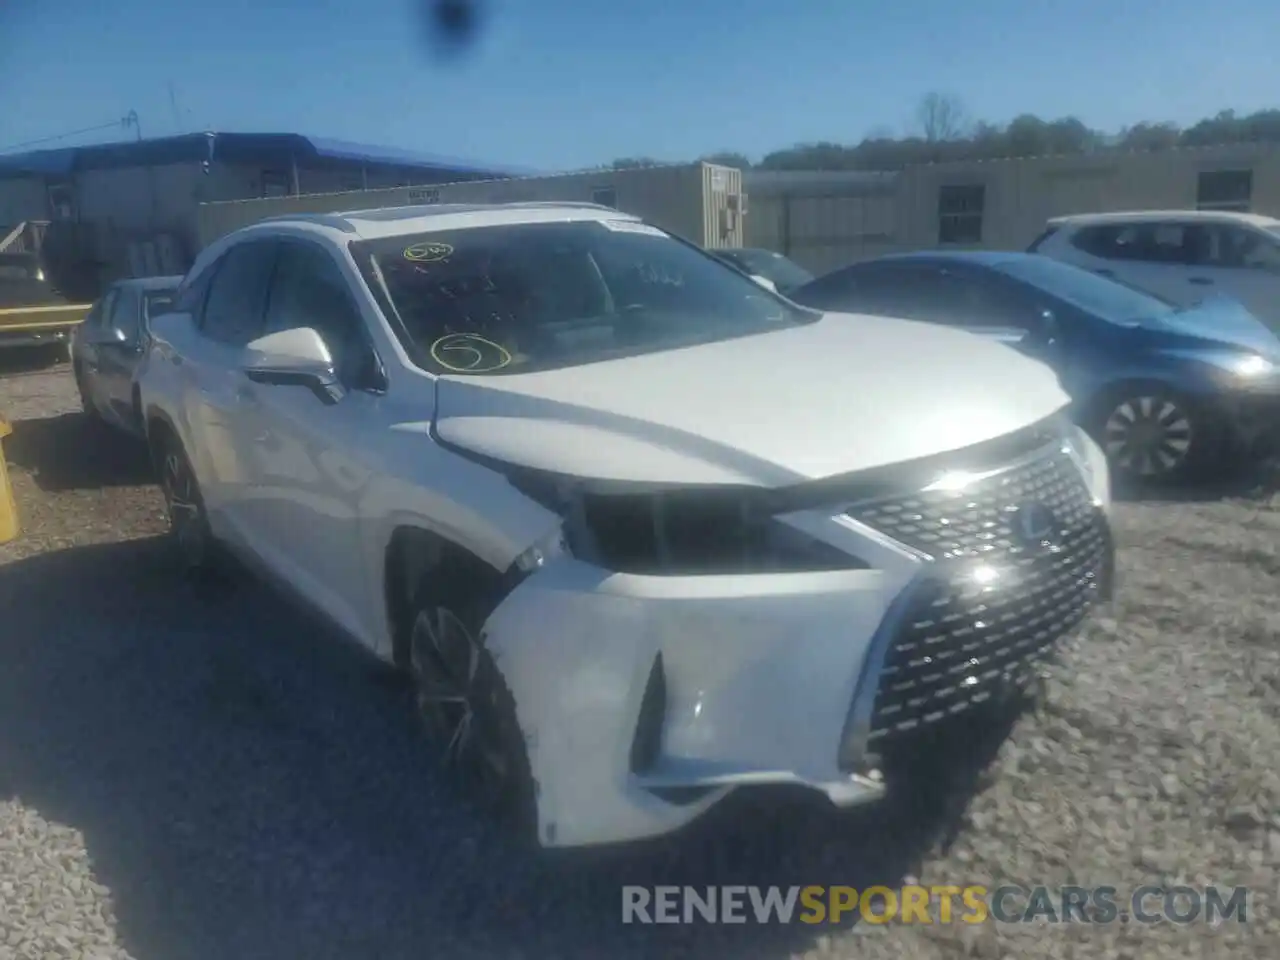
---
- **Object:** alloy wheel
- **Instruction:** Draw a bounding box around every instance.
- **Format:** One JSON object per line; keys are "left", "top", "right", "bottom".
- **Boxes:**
{"left": 1103, "top": 395, "right": 1194, "bottom": 478}
{"left": 410, "top": 605, "right": 513, "bottom": 808}
{"left": 161, "top": 449, "right": 207, "bottom": 567}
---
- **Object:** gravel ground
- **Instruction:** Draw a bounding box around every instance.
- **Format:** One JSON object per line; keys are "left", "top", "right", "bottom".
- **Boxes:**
{"left": 0, "top": 357, "right": 1277, "bottom": 960}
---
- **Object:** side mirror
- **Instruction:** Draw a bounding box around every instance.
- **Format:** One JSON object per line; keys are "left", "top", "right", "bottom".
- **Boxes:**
{"left": 1017, "top": 308, "right": 1060, "bottom": 351}
{"left": 1036, "top": 308, "right": 1059, "bottom": 337}
{"left": 243, "top": 327, "right": 344, "bottom": 406}
{"left": 85, "top": 325, "right": 129, "bottom": 347}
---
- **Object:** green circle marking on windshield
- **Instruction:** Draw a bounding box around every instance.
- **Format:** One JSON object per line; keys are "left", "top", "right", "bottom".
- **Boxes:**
{"left": 430, "top": 333, "right": 513, "bottom": 373}
{"left": 404, "top": 241, "right": 454, "bottom": 263}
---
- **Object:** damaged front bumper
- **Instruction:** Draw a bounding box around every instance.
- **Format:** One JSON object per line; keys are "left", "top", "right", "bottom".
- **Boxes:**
{"left": 481, "top": 554, "right": 916, "bottom": 848}
{"left": 480, "top": 431, "right": 1116, "bottom": 849}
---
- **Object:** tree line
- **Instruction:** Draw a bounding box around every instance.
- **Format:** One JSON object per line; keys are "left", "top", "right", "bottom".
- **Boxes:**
{"left": 609, "top": 94, "right": 1280, "bottom": 173}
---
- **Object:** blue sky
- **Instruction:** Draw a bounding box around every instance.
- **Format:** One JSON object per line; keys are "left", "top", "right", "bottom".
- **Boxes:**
{"left": 2, "top": 0, "right": 1277, "bottom": 172}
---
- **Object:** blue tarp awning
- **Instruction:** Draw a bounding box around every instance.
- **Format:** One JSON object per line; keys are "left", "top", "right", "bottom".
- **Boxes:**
{"left": 0, "top": 132, "right": 531, "bottom": 180}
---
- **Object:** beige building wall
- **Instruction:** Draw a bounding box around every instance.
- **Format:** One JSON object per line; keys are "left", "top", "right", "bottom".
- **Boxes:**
{"left": 196, "top": 162, "right": 744, "bottom": 250}
{"left": 898, "top": 142, "right": 1280, "bottom": 252}
{"left": 746, "top": 144, "right": 1280, "bottom": 273}
{"left": 744, "top": 171, "right": 901, "bottom": 273}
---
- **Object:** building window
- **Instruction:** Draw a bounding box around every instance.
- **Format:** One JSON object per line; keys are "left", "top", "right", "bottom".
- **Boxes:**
{"left": 938, "top": 185, "right": 984, "bottom": 244}
{"left": 261, "top": 171, "right": 291, "bottom": 198}
{"left": 1197, "top": 170, "right": 1252, "bottom": 212}
{"left": 46, "top": 182, "right": 75, "bottom": 220}
{"left": 592, "top": 186, "right": 618, "bottom": 209}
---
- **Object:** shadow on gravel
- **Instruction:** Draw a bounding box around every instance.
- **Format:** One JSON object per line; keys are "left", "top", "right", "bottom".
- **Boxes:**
{"left": 0, "top": 347, "right": 68, "bottom": 377}
{"left": 1113, "top": 457, "right": 1280, "bottom": 505}
{"left": 2, "top": 412, "right": 153, "bottom": 491}
{"left": 0, "top": 536, "right": 1014, "bottom": 960}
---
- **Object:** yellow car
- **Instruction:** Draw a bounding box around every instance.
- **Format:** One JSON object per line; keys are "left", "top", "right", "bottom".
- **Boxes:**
{"left": 0, "top": 415, "right": 17, "bottom": 543}
{"left": 0, "top": 251, "right": 92, "bottom": 359}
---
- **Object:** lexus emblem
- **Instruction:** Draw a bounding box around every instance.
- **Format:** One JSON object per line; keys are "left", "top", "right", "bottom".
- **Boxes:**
{"left": 1011, "top": 502, "right": 1061, "bottom": 551}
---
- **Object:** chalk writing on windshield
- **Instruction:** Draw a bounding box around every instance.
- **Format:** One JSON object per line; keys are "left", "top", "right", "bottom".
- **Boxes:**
{"left": 429, "top": 332, "right": 513, "bottom": 373}
{"left": 404, "top": 241, "right": 454, "bottom": 263}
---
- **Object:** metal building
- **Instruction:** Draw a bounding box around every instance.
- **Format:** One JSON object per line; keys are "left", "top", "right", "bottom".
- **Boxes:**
{"left": 744, "top": 169, "right": 900, "bottom": 274}
{"left": 195, "top": 161, "right": 746, "bottom": 251}
{"left": 0, "top": 132, "right": 523, "bottom": 286}
{"left": 746, "top": 143, "right": 1280, "bottom": 273}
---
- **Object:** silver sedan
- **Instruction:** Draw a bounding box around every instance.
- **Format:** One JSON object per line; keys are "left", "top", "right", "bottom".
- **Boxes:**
{"left": 71, "top": 275, "right": 182, "bottom": 436}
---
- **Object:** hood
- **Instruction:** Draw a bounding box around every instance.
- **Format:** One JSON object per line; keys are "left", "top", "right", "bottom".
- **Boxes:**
{"left": 1138, "top": 295, "right": 1280, "bottom": 358}
{"left": 433, "top": 313, "right": 1071, "bottom": 487}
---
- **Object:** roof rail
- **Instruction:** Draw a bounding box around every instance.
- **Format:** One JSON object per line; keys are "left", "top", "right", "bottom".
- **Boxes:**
{"left": 251, "top": 212, "right": 359, "bottom": 233}
{"left": 251, "top": 200, "right": 630, "bottom": 232}
{"left": 503, "top": 201, "right": 626, "bottom": 213}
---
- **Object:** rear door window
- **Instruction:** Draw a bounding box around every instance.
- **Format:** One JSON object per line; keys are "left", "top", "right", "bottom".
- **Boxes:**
{"left": 1144, "top": 223, "right": 1194, "bottom": 264}
{"left": 1072, "top": 222, "right": 1195, "bottom": 264}
{"left": 143, "top": 289, "right": 177, "bottom": 324}
{"left": 1184, "top": 223, "right": 1280, "bottom": 270}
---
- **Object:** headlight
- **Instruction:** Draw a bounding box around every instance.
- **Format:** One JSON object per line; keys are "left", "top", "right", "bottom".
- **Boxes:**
{"left": 500, "top": 463, "right": 863, "bottom": 575}
{"left": 565, "top": 486, "right": 866, "bottom": 575}
{"left": 1168, "top": 349, "right": 1277, "bottom": 381}
{"left": 1062, "top": 423, "right": 1110, "bottom": 507}
{"left": 512, "top": 526, "right": 568, "bottom": 573}
{"left": 1218, "top": 353, "right": 1273, "bottom": 378}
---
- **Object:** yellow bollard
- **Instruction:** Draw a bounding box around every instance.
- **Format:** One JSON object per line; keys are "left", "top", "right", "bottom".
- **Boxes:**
{"left": 0, "top": 415, "right": 18, "bottom": 544}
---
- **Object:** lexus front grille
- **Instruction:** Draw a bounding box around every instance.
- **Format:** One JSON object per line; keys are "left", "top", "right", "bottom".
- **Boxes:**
{"left": 845, "top": 444, "right": 1098, "bottom": 563}
{"left": 840, "top": 442, "right": 1113, "bottom": 767}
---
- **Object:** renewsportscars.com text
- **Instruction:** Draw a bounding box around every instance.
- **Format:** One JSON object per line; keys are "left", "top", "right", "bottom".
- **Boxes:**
{"left": 621, "top": 884, "right": 1248, "bottom": 925}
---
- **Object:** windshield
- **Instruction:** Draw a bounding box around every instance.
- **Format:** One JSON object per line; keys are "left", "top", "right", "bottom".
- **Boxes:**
{"left": 355, "top": 219, "right": 812, "bottom": 375}
{"left": 143, "top": 289, "right": 177, "bottom": 320}
{"left": 721, "top": 249, "right": 814, "bottom": 290}
{"left": 996, "top": 255, "right": 1173, "bottom": 324}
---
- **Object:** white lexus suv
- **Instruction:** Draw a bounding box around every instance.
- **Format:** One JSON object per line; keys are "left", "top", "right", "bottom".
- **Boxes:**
{"left": 138, "top": 202, "right": 1115, "bottom": 849}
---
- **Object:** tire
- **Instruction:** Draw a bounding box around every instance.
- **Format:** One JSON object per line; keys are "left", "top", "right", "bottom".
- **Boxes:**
{"left": 1086, "top": 387, "right": 1218, "bottom": 485}
{"left": 154, "top": 434, "right": 221, "bottom": 575}
{"left": 407, "top": 573, "right": 538, "bottom": 844}
{"left": 73, "top": 364, "right": 99, "bottom": 421}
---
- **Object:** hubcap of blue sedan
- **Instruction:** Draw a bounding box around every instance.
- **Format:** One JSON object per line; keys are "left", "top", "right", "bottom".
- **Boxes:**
{"left": 1104, "top": 396, "right": 1193, "bottom": 477}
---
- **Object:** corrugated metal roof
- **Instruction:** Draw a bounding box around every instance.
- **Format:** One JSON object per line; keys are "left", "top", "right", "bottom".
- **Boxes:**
{"left": 0, "top": 132, "right": 531, "bottom": 180}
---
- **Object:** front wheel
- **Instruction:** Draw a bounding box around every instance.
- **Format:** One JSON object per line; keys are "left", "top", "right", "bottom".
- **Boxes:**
{"left": 408, "top": 585, "right": 538, "bottom": 843}
{"left": 74, "top": 364, "right": 99, "bottom": 421}
{"left": 1089, "top": 389, "right": 1215, "bottom": 484}
{"left": 155, "top": 437, "right": 219, "bottom": 574}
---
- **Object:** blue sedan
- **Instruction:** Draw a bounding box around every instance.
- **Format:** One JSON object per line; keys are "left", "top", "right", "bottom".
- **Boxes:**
{"left": 790, "top": 251, "right": 1280, "bottom": 483}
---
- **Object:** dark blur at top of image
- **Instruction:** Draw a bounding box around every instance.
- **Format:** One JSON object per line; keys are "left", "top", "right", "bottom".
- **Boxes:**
{"left": 422, "top": 0, "right": 487, "bottom": 59}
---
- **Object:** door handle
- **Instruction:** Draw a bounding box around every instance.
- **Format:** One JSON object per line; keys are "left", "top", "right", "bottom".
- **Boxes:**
{"left": 1094, "top": 268, "right": 1115, "bottom": 278}
{"left": 1189, "top": 276, "right": 1214, "bottom": 286}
